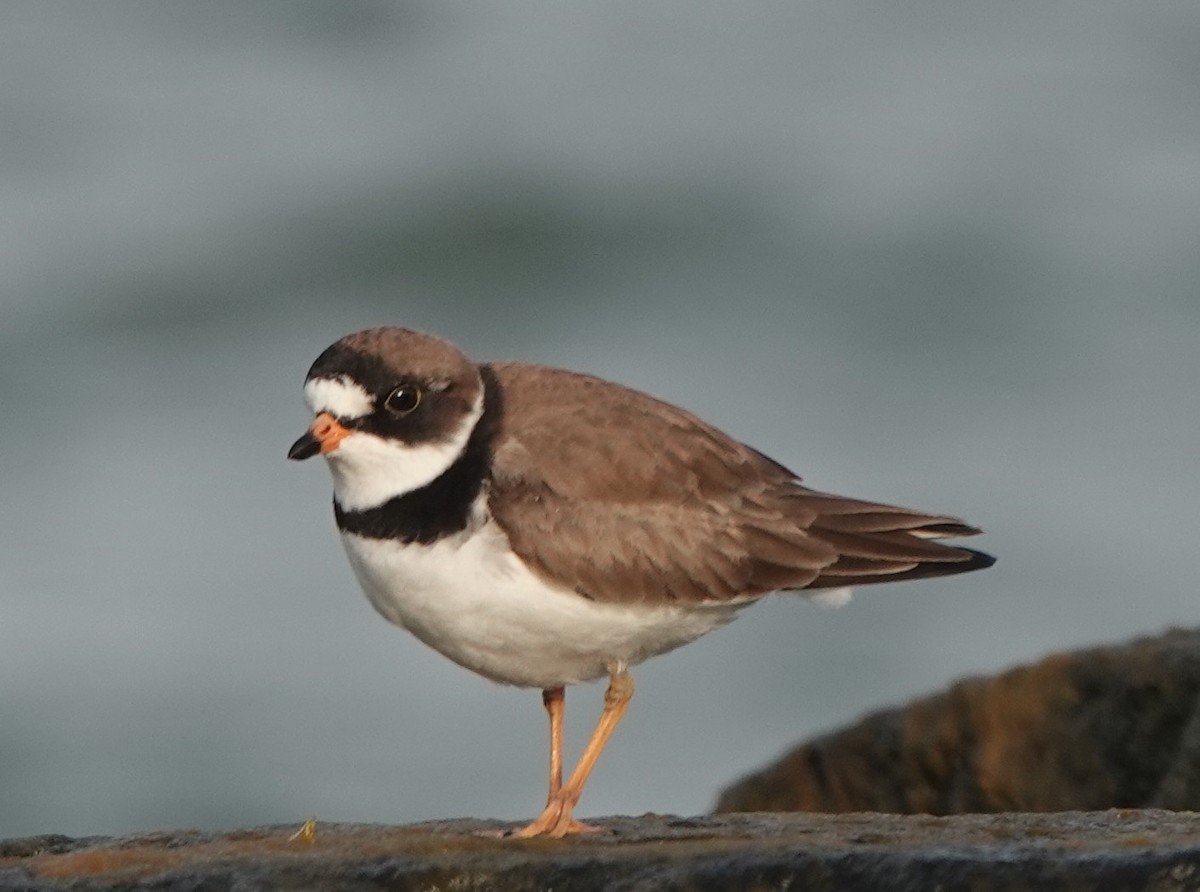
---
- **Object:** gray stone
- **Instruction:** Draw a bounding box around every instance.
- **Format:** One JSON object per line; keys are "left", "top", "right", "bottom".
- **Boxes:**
{"left": 4, "top": 811, "right": 1200, "bottom": 891}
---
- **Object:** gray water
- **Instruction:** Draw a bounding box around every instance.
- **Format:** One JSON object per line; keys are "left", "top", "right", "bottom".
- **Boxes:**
{"left": 2, "top": 2, "right": 1198, "bottom": 838}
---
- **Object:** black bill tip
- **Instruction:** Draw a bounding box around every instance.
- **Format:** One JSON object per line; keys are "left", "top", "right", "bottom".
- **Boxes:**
{"left": 288, "top": 430, "right": 321, "bottom": 461}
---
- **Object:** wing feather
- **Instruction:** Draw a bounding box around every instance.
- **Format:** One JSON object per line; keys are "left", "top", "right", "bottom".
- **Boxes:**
{"left": 485, "top": 363, "right": 992, "bottom": 606}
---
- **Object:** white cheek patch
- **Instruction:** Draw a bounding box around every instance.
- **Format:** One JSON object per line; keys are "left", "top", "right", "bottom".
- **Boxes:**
{"left": 304, "top": 376, "right": 374, "bottom": 420}
{"left": 325, "top": 391, "right": 484, "bottom": 511}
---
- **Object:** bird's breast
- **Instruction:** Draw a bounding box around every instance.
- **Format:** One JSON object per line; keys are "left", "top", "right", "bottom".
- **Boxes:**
{"left": 336, "top": 514, "right": 742, "bottom": 688}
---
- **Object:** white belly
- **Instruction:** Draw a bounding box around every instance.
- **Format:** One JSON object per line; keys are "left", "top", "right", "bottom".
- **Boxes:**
{"left": 338, "top": 517, "right": 746, "bottom": 688}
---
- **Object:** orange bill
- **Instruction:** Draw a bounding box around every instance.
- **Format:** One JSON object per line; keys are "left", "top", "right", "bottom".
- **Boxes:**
{"left": 288, "top": 412, "right": 350, "bottom": 460}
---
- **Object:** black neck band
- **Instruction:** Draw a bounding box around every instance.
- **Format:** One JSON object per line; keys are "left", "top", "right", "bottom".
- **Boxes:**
{"left": 334, "top": 365, "right": 501, "bottom": 544}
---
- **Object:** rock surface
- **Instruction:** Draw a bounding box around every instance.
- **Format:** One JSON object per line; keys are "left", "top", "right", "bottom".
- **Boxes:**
{"left": 717, "top": 627, "right": 1200, "bottom": 815}
{"left": 4, "top": 811, "right": 1200, "bottom": 891}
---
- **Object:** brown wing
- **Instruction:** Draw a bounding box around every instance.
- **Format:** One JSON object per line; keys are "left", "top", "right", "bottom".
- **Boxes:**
{"left": 485, "top": 362, "right": 992, "bottom": 606}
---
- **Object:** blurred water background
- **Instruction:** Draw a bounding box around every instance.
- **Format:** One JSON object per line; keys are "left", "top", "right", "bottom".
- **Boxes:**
{"left": 2, "top": 2, "right": 1198, "bottom": 838}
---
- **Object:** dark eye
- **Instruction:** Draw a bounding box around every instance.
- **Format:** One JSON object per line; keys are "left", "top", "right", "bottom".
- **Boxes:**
{"left": 383, "top": 383, "right": 421, "bottom": 415}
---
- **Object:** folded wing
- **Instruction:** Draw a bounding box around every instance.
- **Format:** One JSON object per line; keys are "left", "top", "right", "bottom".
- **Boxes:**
{"left": 486, "top": 362, "right": 993, "bottom": 606}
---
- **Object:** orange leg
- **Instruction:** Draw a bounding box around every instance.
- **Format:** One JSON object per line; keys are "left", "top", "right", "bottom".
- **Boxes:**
{"left": 514, "top": 668, "right": 634, "bottom": 839}
{"left": 542, "top": 687, "right": 565, "bottom": 801}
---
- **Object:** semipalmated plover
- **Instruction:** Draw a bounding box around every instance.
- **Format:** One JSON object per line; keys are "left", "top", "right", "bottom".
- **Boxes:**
{"left": 288, "top": 326, "right": 993, "bottom": 837}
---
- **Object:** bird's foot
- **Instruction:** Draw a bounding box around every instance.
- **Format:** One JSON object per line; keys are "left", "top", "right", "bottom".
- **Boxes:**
{"left": 511, "top": 796, "right": 602, "bottom": 838}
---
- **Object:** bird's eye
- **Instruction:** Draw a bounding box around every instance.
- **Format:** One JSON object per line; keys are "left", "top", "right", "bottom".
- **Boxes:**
{"left": 383, "top": 383, "right": 421, "bottom": 415}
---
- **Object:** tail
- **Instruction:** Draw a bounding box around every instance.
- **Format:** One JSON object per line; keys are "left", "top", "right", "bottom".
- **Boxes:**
{"left": 782, "top": 487, "right": 995, "bottom": 590}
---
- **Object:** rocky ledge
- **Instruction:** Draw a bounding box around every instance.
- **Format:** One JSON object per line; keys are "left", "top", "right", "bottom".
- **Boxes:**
{"left": 718, "top": 627, "right": 1200, "bottom": 815}
{"left": 4, "top": 811, "right": 1200, "bottom": 891}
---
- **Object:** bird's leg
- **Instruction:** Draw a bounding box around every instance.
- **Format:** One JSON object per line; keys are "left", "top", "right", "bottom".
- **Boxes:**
{"left": 542, "top": 686, "right": 565, "bottom": 801}
{"left": 514, "top": 668, "right": 634, "bottom": 839}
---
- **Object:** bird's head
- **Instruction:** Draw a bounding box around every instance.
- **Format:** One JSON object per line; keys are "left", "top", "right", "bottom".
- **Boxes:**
{"left": 288, "top": 327, "right": 484, "bottom": 511}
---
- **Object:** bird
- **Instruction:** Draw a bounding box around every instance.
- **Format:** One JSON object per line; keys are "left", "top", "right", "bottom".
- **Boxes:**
{"left": 287, "top": 326, "right": 994, "bottom": 838}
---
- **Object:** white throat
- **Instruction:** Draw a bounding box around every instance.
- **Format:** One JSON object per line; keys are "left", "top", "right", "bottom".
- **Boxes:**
{"left": 318, "top": 389, "right": 484, "bottom": 512}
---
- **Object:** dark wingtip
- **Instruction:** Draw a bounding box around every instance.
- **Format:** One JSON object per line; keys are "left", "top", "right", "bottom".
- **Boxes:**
{"left": 922, "top": 522, "right": 984, "bottom": 537}
{"left": 966, "top": 548, "right": 997, "bottom": 570}
{"left": 805, "top": 544, "right": 996, "bottom": 590}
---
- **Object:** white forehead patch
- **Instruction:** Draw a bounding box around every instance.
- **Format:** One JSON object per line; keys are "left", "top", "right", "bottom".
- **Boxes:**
{"left": 305, "top": 376, "right": 374, "bottom": 420}
{"left": 325, "top": 389, "right": 485, "bottom": 511}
